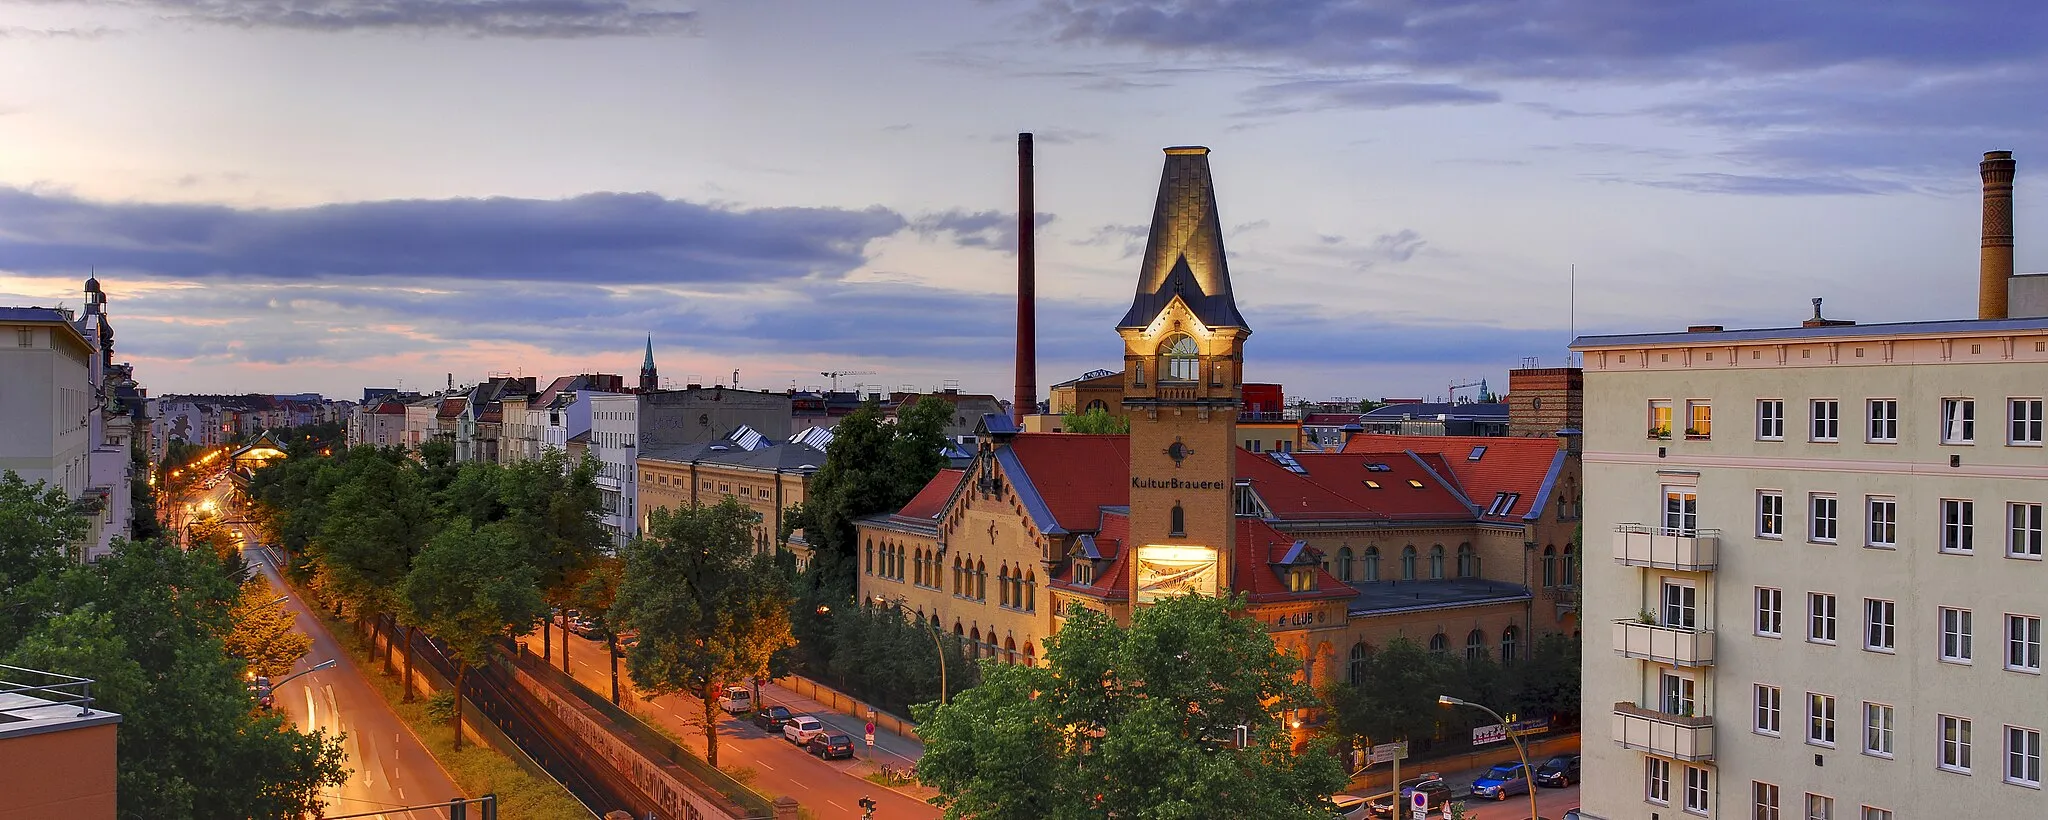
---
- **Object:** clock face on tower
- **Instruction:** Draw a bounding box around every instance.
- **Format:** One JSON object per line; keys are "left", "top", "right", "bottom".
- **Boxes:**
{"left": 1164, "top": 437, "right": 1194, "bottom": 468}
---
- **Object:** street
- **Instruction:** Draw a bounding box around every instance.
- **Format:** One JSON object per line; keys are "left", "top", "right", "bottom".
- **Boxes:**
{"left": 518, "top": 629, "right": 940, "bottom": 820}
{"left": 1354, "top": 765, "right": 1581, "bottom": 820}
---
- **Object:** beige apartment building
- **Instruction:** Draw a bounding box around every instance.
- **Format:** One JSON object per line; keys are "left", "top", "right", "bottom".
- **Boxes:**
{"left": 637, "top": 434, "right": 823, "bottom": 566}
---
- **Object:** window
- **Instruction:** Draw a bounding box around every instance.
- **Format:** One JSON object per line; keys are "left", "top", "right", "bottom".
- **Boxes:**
{"left": 14, "top": 328, "right": 30, "bottom": 347}
{"left": 1163, "top": 335, "right": 1200, "bottom": 381}
{"left": 1542, "top": 546, "right": 1558, "bottom": 587}
{"left": 1866, "top": 497, "right": 1896, "bottom": 548}
{"left": 1428, "top": 545, "right": 1445, "bottom": 579}
{"left": 1757, "top": 587, "right": 1784, "bottom": 637}
{"left": 1754, "top": 782, "right": 1781, "bottom": 820}
{"left": 1865, "top": 598, "right": 1895, "bottom": 652}
{"left": 1456, "top": 543, "right": 1478, "bottom": 577}
{"left": 2007, "top": 614, "right": 2041, "bottom": 672}
{"left": 1687, "top": 401, "right": 1712, "bottom": 437}
{"left": 1942, "top": 499, "right": 1975, "bottom": 554}
{"left": 1867, "top": 399, "right": 1898, "bottom": 442}
{"left": 1811, "top": 399, "right": 1840, "bottom": 441}
{"left": 1170, "top": 503, "right": 1185, "bottom": 536}
{"left": 1755, "top": 684, "right": 1782, "bottom": 735}
{"left": 1758, "top": 491, "right": 1785, "bottom": 538}
{"left": 1347, "top": 643, "right": 1369, "bottom": 685}
{"left": 2008, "top": 725, "right": 2042, "bottom": 787}
{"left": 1809, "top": 592, "right": 1836, "bottom": 643}
{"left": 2012, "top": 398, "right": 2045, "bottom": 445}
{"left": 1941, "top": 715, "right": 1973, "bottom": 773}
{"left": 1336, "top": 547, "right": 1353, "bottom": 582}
{"left": 1805, "top": 794, "right": 1833, "bottom": 820}
{"left": 1363, "top": 547, "right": 1380, "bottom": 581}
{"left": 1861, "top": 809, "right": 1892, "bottom": 820}
{"left": 1665, "top": 487, "right": 1698, "bottom": 535}
{"left": 1942, "top": 398, "right": 1976, "bottom": 444}
{"left": 1663, "top": 580, "right": 1698, "bottom": 629}
{"left": 1401, "top": 546, "right": 1416, "bottom": 580}
{"left": 1941, "top": 607, "right": 1974, "bottom": 663}
{"left": 1684, "top": 766, "right": 1709, "bottom": 813}
{"left": 1758, "top": 399, "right": 1785, "bottom": 440}
{"left": 1807, "top": 692, "right": 1837, "bottom": 746}
{"left": 1649, "top": 400, "right": 1674, "bottom": 438}
{"left": 1501, "top": 626, "right": 1518, "bottom": 664}
{"left": 2012, "top": 503, "right": 2044, "bottom": 558}
{"left": 1646, "top": 756, "right": 1671, "bottom": 805}
{"left": 1661, "top": 671, "right": 1696, "bottom": 717}
{"left": 1864, "top": 702, "right": 1894, "bottom": 757}
{"left": 1810, "top": 495, "right": 1838, "bottom": 543}
{"left": 1428, "top": 633, "right": 1448, "bottom": 653}
{"left": 1465, "top": 629, "right": 1487, "bottom": 660}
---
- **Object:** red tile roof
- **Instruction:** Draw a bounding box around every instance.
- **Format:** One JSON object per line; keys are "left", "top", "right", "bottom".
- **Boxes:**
{"left": 1274, "top": 452, "right": 1475, "bottom": 520}
{"left": 898, "top": 469, "right": 965, "bottom": 521}
{"left": 1342, "top": 434, "right": 1564, "bottom": 521}
{"left": 437, "top": 398, "right": 466, "bottom": 419}
{"left": 1004, "top": 434, "right": 1131, "bottom": 532}
{"left": 1236, "top": 518, "right": 1352, "bottom": 603}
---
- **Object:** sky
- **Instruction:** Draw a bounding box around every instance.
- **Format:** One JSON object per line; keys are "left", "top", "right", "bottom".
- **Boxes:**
{"left": 2, "top": 1, "right": 2045, "bottom": 403}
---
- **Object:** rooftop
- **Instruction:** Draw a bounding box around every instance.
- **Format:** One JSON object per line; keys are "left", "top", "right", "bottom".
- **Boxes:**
{"left": 1572, "top": 315, "right": 2048, "bottom": 349}
{"left": 0, "top": 665, "right": 121, "bottom": 740}
{"left": 1345, "top": 578, "right": 1533, "bottom": 617}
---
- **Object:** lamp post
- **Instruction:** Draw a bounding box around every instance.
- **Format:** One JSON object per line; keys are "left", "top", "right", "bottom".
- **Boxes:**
{"left": 275, "top": 659, "right": 337, "bottom": 689}
{"left": 1439, "top": 695, "right": 1539, "bottom": 820}
{"left": 884, "top": 596, "right": 949, "bottom": 705}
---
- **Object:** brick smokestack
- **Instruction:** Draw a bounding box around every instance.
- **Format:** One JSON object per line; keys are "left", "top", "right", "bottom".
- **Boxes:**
{"left": 1981, "top": 150, "right": 2016, "bottom": 320}
{"left": 1015, "top": 132, "right": 1036, "bottom": 423}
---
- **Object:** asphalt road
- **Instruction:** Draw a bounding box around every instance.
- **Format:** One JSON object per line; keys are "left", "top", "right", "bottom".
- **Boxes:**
{"left": 1352, "top": 772, "right": 1581, "bottom": 820}
{"left": 519, "top": 629, "right": 941, "bottom": 820}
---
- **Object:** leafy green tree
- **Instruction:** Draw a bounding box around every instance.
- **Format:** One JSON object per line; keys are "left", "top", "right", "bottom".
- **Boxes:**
{"left": 308, "top": 455, "right": 437, "bottom": 692}
{"left": 571, "top": 555, "right": 627, "bottom": 703}
{"left": 886, "top": 396, "right": 953, "bottom": 501}
{"left": 498, "top": 452, "right": 605, "bottom": 667}
{"left": 222, "top": 578, "right": 313, "bottom": 678}
{"left": 397, "top": 521, "right": 545, "bottom": 750}
{"left": 916, "top": 594, "right": 1345, "bottom": 820}
{"left": 1507, "top": 631, "right": 1581, "bottom": 723}
{"left": 1060, "top": 406, "right": 1130, "bottom": 434}
{"left": 613, "top": 497, "right": 797, "bottom": 767}
{"left": 1325, "top": 637, "right": 1456, "bottom": 751}
{"left": 0, "top": 471, "right": 86, "bottom": 645}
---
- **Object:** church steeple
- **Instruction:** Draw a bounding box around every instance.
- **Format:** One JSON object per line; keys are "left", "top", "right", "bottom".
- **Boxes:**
{"left": 639, "top": 335, "right": 658, "bottom": 392}
{"left": 1117, "top": 146, "right": 1246, "bottom": 332}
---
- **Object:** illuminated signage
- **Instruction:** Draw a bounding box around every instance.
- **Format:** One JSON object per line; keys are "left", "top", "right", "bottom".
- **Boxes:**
{"left": 1135, "top": 545, "right": 1218, "bottom": 602}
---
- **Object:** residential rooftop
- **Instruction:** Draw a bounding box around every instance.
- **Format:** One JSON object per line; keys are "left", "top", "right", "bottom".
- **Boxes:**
{"left": 0, "top": 665, "right": 121, "bottom": 740}
{"left": 1572, "top": 315, "right": 2048, "bottom": 349}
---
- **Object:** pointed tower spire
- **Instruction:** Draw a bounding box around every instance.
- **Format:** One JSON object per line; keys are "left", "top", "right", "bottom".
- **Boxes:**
{"left": 639, "top": 335, "right": 658, "bottom": 392}
{"left": 1117, "top": 146, "right": 1246, "bottom": 331}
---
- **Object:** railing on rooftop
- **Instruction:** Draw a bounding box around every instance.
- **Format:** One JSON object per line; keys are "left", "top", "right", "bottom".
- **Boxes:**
{"left": 0, "top": 664, "right": 98, "bottom": 717}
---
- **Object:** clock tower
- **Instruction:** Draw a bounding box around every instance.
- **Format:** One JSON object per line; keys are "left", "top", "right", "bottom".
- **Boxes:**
{"left": 1118, "top": 146, "right": 1249, "bottom": 606}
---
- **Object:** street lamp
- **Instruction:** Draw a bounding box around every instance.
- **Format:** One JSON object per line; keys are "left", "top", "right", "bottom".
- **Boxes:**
{"left": 1438, "top": 695, "right": 1539, "bottom": 820}
{"left": 273, "top": 659, "right": 337, "bottom": 689}
{"left": 883, "top": 596, "right": 949, "bottom": 705}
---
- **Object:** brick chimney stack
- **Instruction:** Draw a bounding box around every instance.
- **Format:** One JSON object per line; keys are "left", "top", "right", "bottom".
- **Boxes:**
{"left": 1014, "top": 132, "right": 1037, "bottom": 423}
{"left": 1981, "top": 150, "right": 2016, "bottom": 320}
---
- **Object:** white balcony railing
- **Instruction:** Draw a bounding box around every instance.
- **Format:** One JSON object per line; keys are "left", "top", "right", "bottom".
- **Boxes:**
{"left": 1612, "top": 701, "right": 1715, "bottom": 762}
{"left": 1613, "top": 524, "right": 1719, "bottom": 571}
{"left": 1612, "top": 620, "right": 1716, "bottom": 667}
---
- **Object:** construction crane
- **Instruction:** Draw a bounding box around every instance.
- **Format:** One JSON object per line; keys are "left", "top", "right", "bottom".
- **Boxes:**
{"left": 1447, "top": 379, "right": 1491, "bottom": 403}
{"left": 820, "top": 370, "right": 877, "bottom": 392}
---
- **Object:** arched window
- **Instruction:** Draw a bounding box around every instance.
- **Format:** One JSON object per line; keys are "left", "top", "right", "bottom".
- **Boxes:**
{"left": 953, "top": 557, "right": 963, "bottom": 594}
{"left": 1401, "top": 546, "right": 1417, "bottom": 580}
{"left": 976, "top": 560, "right": 987, "bottom": 600}
{"left": 1004, "top": 636, "right": 1017, "bottom": 664}
{"left": 1457, "top": 544, "right": 1476, "bottom": 578}
{"left": 1429, "top": 545, "right": 1445, "bottom": 580}
{"left": 1347, "top": 642, "right": 1370, "bottom": 685}
{"left": 1084, "top": 399, "right": 1108, "bottom": 413}
{"left": 865, "top": 541, "right": 874, "bottom": 574}
{"left": 1363, "top": 547, "right": 1381, "bottom": 581}
{"left": 1024, "top": 571, "right": 1036, "bottom": 612}
{"left": 1133, "top": 360, "right": 1145, "bottom": 387}
{"left": 1428, "top": 633, "right": 1448, "bottom": 654}
{"left": 1466, "top": 629, "right": 1487, "bottom": 661}
{"left": 1170, "top": 503, "right": 1185, "bottom": 536}
{"left": 969, "top": 627, "right": 981, "bottom": 658}
{"left": 913, "top": 550, "right": 923, "bottom": 586}
{"left": 1023, "top": 641, "right": 1036, "bottom": 666}
{"left": 1162, "top": 335, "right": 1200, "bottom": 382}
{"left": 1211, "top": 362, "right": 1225, "bottom": 386}
{"left": 1501, "top": 626, "right": 1519, "bottom": 665}
{"left": 998, "top": 565, "right": 1011, "bottom": 607}
{"left": 1337, "top": 547, "right": 1354, "bottom": 582}
{"left": 1561, "top": 544, "right": 1576, "bottom": 585}
{"left": 1542, "top": 546, "right": 1558, "bottom": 587}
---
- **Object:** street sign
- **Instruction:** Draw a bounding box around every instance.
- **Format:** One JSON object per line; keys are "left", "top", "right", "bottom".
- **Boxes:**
{"left": 866, "top": 722, "right": 876, "bottom": 747}
{"left": 1410, "top": 787, "right": 1428, "bottom": 819}
{"left": 1367, "top": 741, "right": 1410, "bottom": 765}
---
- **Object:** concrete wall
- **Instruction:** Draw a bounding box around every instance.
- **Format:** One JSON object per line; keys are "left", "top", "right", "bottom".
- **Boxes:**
{"left": 2011, "top": 272, "right": 2048, "bottom": 319}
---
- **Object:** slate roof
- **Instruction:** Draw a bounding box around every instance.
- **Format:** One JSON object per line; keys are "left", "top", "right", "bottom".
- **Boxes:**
{"left": 1345, "top": 578, "right": 1533, "bottom": 617}
{"left": 1344, "top": 434, "right": 1567, "bottom": 523}
{"left": 1571, "top": 315, "right": 2048, "bottom": 348}
{"left": 639, "top": 438, "right": 828, "bottom": 474}
{"left": 1116, "top": 147, "right": 1247, "bottom": 331}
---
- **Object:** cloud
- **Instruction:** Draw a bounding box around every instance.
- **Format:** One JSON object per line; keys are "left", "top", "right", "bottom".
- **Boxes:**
{"left": 1070, "top": 223, "right": 1147, "bottom": 258}
{"left": 1238, "top": 77, "right": 1499, "bottom": 116}
{"left": 43, "top": 0, "right": 698, "bottom": 38}
{"left": 993, "top": 128, "right": 1105, "bottom": 145}
{"left": 910, "top": 209, "right": 1057, "bottom": 252}
{"left": 1613, "top": 172, "right": 1913, "bottom": 197}
{"left": 0, "top": 25, "right": 116, "bottom": 39}
{"left": 0, "top": 187, "right": 906, "bottom": 284}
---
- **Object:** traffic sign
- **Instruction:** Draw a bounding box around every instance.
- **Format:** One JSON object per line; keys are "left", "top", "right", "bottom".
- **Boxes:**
{"left": 1411, "top": 787, "right": 1429, "bottom": 819}
{"left": 1367, "top": 741, "right": 1409, "bottom": 765}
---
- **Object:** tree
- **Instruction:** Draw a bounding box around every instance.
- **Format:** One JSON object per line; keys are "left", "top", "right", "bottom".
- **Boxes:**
{"left": 223, "top": 578, "right": 313, "bottom": 678}
{"left": 309, "top": 456, "right": 437, "bottom": 693}
{"left": 1507, "top": 631, "right": 1581, "bottom": 723}
{"left": 498, "top": 451, "right": 605, "bottom": 670}
{"left": 0, "top": 471, "right": 86, "bottom": 646}
{"left": 397, "top": 521, "right": 546, "bottom": 750}
{"left": 570, "top": 555, "right": 626, "bottom": 704}
{"left": 915, "top": 594, "right": 1346, "bottom": 819}
{"left": 1060, "top": 406, "right": 1130, "bottom": 434}
{"left": 613, "top": 497, "right": 797, "bottom": 767}
{"left": 1325, "top": 637, "right": 1457, "bottom": 751}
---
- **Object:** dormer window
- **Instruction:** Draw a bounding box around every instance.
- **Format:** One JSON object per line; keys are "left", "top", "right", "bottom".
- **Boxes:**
{"left": 1287, "top": 568, "right": 1316, "bottom": 592}
{"left": 1162, "top": 335, "right": 1200, "bottom": 382}
{"left": 1074, "top": 560, "right": 1094, "bottom": 586}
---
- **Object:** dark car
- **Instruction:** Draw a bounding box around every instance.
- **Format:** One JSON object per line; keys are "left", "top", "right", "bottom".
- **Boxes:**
{"left": 1536, "top": 754, "right": 1581, "bottom": 787}
{"left": 248, "top": 675, "right": 274, "bottom": 710}
{"left": 752, "top": 705, "right": 794, "bottom": 731}
{"left": 1368, "top": 777, "right": 1454, "bottom": 818}
{"left": 807, "top": 731, "right": 856, "bottom": 760}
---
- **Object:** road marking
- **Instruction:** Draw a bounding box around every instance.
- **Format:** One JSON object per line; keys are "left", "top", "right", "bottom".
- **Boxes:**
{"left": 827, "top": 800, "right": 845, "bottom": 811}
{"left": 756, "top": 759, "right": 774, "bottom": 771}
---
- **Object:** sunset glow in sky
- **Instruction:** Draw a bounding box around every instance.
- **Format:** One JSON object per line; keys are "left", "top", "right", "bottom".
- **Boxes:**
{"left": 3, "top": 1, "right": 2043, "bottom": 400}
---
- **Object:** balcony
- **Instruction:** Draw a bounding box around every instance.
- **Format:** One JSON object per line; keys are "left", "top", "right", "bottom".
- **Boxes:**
{"left": 1612, "top": 701, "right": 1715, "bottom": 762}
{"left": 1157, "top": 384, "right": 1198, "bottom": 401}
{"left": 1613, "top": 524, "right": 1719, "bottom": 571}
{"left": 1612, "top": 620, "right": 1715, "bottom": 667}
{"left": 1552, "top": 585, "right": 1579, "bottom": 616}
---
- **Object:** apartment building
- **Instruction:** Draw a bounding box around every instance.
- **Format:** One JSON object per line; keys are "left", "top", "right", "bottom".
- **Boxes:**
{"left": 1570, "top": 152, "right": 2046, "bottom": 820}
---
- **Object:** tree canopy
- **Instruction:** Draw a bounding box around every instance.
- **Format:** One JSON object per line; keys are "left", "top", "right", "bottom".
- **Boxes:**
{"left": 915, "top": 594, "right": 1346, "bottom": 820}
{"left": 1061, "top": 406, "right": 1130, "bottom": 434}
{"left": 223, "top": 578, "right": 313, "bottom": 678}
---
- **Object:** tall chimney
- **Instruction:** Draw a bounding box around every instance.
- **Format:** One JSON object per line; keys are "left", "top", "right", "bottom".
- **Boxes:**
{"left": 1981, "top": 150, "right": 2016, "bottom": 320}
{"left": 1014, "top": 132, "right": 1037, "bottom": 423}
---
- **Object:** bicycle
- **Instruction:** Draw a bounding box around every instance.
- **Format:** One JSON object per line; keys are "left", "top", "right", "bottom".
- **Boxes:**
{"left": 878, "top": 763, "right": 916, "bottom": 786}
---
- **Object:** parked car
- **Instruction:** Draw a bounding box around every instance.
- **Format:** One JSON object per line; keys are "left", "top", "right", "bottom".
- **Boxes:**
{"left": 718, "top": 686, "right": 753, "bottom": 714}
{"left": 1329, "top": 793, "right": 1372, "bottom": 820}
{"left": 1367, "top": 777, "right": 1452, "bottom": 818}
{"left": 615, "top": 630, "right": 639, "bottom": 649}
{"left": 1471, "top": 762, "right": 1534, "bottom": 800}
{"left": 1535, "top": 754, "right": 1581, "bottom": 787}
{"left": 569, "top": 615, "right": 603, "bottom": 638}
{"left": 807, "top": 731, "right": 856, "bottom": 760}
{"left": 752, "top": 705, "right": 793, "bottom": 731}
{"left": 782, "top": 715, "right": 825, "bottom": 745}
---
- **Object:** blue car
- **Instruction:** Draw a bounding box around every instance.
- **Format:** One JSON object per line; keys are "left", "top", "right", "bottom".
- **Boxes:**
{"left": 1470, "top": 762, "right": 1533, "bottom": 800}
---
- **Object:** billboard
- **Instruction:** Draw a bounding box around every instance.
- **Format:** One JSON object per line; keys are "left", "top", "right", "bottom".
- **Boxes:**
{"left": 1135, "top": 545, "right": 1219, "bottom": 602}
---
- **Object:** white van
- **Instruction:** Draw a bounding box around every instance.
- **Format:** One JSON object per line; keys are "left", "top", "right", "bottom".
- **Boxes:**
{"left": 718, "top": 686, "right": 753, "bottom": 714}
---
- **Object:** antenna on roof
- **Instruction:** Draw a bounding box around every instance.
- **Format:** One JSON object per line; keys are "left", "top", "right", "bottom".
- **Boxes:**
{"left": 1568, "top": 263, "right": 1578, "bottom": 367}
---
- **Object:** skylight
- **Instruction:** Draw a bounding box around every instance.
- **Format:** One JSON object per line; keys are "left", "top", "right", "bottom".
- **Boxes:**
{"left": 1364, "top": 480, "right": 1381, "bottom": 489}
{"left": 1407, "top": 479, "right": 1425, "bottom": 489}
{"left": 1467, "top": 445, "right": 1487, "bottom": 461}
